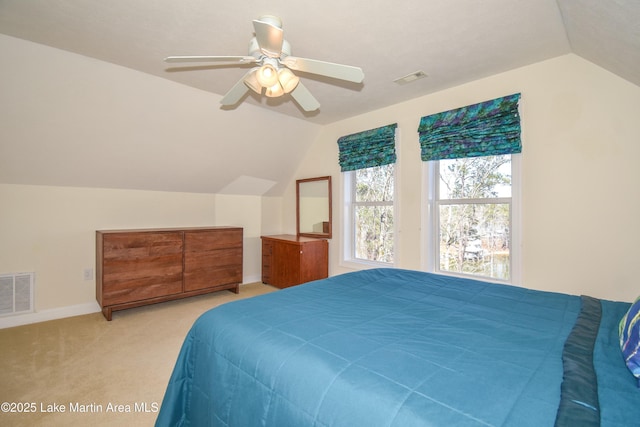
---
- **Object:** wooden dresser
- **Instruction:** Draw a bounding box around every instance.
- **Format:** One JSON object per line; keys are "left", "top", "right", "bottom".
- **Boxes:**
{"left": 96, "top": 227, "right": 242, "bottom": 320}
{"left": 261, "top": 234, "right": 328, "bottom": 288}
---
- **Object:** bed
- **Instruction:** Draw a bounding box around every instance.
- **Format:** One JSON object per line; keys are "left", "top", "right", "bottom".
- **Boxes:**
{"left": 155, "top": 268, "right": 640, "bottom": 426}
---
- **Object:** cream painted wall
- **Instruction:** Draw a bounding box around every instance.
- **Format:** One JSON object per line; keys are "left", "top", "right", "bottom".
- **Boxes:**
{"left": 0, "top": 184, "right": 263, "bottom": 326}
{"left": 260, "top": 197, "right": 284, "bottom": 236}
{"left": 213, "top": 194, "right": 263, "bottom": 284}
{"left": 289, "top": 54, "right": 640, "bottom": 303}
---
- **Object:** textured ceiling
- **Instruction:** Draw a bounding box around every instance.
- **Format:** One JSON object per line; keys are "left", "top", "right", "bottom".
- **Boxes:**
{"left": 1, "top": 0, "right": 637, "bottom": 125}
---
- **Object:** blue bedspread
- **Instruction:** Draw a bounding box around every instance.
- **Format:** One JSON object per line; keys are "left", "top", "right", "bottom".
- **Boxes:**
{"left": 156, "top": 268, "right": 639, "bottom": 426}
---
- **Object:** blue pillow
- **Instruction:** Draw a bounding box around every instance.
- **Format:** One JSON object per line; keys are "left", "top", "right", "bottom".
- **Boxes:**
{"left": 619, "top": 296, "right": 640, "bottom": 387}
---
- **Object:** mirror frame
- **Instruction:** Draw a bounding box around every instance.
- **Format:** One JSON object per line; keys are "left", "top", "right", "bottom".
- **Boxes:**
{"left": 296, "top": 176, "right": 332, "bottom": 239}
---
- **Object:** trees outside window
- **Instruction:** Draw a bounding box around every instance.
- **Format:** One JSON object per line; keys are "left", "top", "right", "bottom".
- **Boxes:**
{"left": 342, "top": 153, "right": 518, "bottom": 279}
{"left": 434, "top": 155, "right": 513, "bottom": 281}
{"left": 348, "top": 164, "right": 395, "bottom": 264}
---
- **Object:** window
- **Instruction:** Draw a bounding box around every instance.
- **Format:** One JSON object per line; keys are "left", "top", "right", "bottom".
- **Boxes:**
{"left": 426, "top": 154, "right": 519, "bottom": 282}
{"left": 337, "top": 124, "right": 397, "bottom": 267}
{"left": 418, "top": 94, "right": 522, "bottom": 283}
{"left": 344, "top": 164, "right": 395, "bottom": 265}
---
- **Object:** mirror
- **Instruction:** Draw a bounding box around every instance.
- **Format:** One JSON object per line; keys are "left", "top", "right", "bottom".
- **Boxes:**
{"left": 297, "top": 176, "right": 332, "bottom": 239}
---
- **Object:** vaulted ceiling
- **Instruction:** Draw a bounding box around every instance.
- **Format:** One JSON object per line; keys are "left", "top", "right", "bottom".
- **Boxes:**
{"left": 0, "top": 1, "right": 638, "bottom": 195}
{"left": 1, "top": 0, "right": 638, "bottom": 124}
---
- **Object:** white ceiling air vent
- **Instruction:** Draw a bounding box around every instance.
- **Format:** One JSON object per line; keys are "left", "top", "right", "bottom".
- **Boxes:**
{"left": 0, "top": 272, "right": 34, "bottom": 316}
{"left": 393, "top": 70, "right": 428, "bottom": 85}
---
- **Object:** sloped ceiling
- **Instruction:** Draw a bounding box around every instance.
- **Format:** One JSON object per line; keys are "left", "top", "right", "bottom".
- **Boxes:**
{"left": 0, "top": 0, "right": 638, "bottom": 195}
{"left": 558, "top": 0, "right": 640, "bottom": 87}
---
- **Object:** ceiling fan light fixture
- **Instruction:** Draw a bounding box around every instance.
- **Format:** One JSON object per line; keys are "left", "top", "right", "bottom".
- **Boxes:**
{"left": 244, "top": 68, "right": 262, "bottom": 94}
{"left": 166, "top": 15, "right": 364, "bottom": 112}
{"left": 256, "top": 63, "right": 279, "bottom": 87}
{"left": 265, "top": 82, "right": 284, "bottom": 98}
{"left": 278, "top": 68, "right": 299, "bottom": 93}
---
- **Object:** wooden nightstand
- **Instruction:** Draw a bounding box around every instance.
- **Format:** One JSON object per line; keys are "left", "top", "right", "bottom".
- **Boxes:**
{"left": 261, "top": 234, "right": 328, "bottom": 288}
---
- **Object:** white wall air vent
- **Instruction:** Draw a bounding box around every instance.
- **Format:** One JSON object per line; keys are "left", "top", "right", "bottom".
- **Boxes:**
{"left": 0, "top": 272, "right": 34, "bottom": 316}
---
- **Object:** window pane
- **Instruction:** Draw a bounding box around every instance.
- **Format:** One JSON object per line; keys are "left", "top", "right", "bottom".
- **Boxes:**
{"left": 355, "top": 205, "right": 394, "bottom": 263}
{"left": 356, "top": 164, "right": 394, "bottom": 202}
{"left": 439, "top": 155, "right": 511, "bottom": 199}
{"left": 439, "top": 203, "right": 510, "bottom": 280}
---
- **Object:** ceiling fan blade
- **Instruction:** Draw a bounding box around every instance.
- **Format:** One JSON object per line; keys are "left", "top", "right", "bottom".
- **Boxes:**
{"left": 252, "top": 19, "right": 284, "bottom": 58}
{"left": 220, "top": 72, "right": 253, "bottom": 106}
{"left": 165, "top": 55, "right": 257, "bottom": 64}
{"left": 290, "top": 82, "right": 320, "bottom": 112}
{"left": 282, "top": 57, "right": 364, "bottom": 83}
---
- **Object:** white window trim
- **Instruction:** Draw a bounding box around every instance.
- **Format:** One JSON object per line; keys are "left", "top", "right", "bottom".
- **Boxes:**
{"left": 421, "top": 154, "right": 521, "bottom": 285}
{"left": 511, "top": 153, "right": 522, "bottom": 285}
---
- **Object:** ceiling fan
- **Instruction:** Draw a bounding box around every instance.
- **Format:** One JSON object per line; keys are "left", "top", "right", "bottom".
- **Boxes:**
{"left": 164, "top": 15, "right": 365, "bottom": 112}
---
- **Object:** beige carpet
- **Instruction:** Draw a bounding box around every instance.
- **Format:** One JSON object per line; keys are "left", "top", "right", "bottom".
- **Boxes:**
{"left": 0, "top": 283, "right": 276, "bottom": 427}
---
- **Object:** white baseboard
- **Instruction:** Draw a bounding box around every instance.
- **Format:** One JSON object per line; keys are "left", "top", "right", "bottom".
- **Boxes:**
{"left": 0, "top": 280, "right": 264, "bottom": 329}
{"left": 0, "top": 302, "right": 101, "bottom": 329}
{"left": 243, "top": 274, "right": 262, "bottom": 284}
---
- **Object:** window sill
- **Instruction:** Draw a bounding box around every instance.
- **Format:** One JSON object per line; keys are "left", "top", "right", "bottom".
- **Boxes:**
{"left": 339, "top": 258, "right": 394, "bottom": 271}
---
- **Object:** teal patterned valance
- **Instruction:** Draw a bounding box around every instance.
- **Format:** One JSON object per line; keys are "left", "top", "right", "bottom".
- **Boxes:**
{"left": 337, "top": 123, "right": 397, "bottom": 172}
{"left": 417, "top": 93, "right": 521, "bottom": 161}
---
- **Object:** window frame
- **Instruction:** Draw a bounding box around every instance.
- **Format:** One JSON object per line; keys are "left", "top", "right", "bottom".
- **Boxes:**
{"left": 422, "top": 154, "right": 521, "bottom": 284}
{"left": 341, "top": 163, "right": 398, "bottom": 269}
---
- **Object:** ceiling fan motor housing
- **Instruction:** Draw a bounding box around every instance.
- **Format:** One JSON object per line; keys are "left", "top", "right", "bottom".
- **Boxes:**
{"left": 257, "top": 15, "right": 282, "bottom": 29}
{"left": 249, "top": 38, "right": 291, "bottom": 59}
